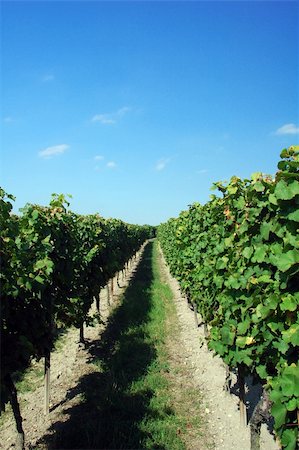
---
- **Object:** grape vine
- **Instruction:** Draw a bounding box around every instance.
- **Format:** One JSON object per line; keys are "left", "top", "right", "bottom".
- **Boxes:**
{"left": 0, "top": 191, "right": 154, "bottom": 448}
{"left": 158, "top": 147, "right": 299, "bottom": 450}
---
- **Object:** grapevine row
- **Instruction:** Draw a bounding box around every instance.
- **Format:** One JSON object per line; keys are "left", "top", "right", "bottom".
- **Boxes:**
{"left": 158, "top": 147, "right": 299, "bottom": 450}
{"left": 0, "top": 191, "right": 154, "bottom": 448}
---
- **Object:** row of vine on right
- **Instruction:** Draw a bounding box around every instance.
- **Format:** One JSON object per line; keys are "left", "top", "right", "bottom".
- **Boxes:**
{"left": 158, "top": 146, "right": 299, "bottom": 450}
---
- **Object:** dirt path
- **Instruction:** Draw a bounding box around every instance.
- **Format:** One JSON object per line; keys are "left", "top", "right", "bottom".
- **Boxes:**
{"left": 158, "top": 244, "right": 280, "bottom": 450}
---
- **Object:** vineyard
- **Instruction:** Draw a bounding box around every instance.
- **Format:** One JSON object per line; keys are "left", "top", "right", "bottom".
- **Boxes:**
{"left": 1, "top": 147, "right": 298, "bottom": 450}
{"left": 158, "top": 147, "right": 299, "bottom": 450}
{"left": 0, "top": 191, "right": 154, "bottom": 449}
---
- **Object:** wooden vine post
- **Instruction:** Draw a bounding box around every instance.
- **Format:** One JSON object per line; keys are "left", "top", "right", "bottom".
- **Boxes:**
{"left": 44, "top": 348, "right": 51, "bottom": 415}
{"left": 111, "top": 278, "right": 114, "bottom": 299}
{"left": 106, "top": 284, "right": 110, "bottom": 306}
{"left": 238, "top": 364, "right": 247, "bottom": 426}
{"left": 44, "top": 294, "right": 53, "bottom": 415}
{"left": 96, "top": 292, "right": 100, "bottom": 312}
{"left": 249, "top": 389, "right": 272, "bottom": 450}
{"left": 79, "top": 321, "right": 85, "bottom": 344}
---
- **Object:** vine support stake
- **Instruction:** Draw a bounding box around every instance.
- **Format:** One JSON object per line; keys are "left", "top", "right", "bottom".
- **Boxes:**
{"left": 96, "top": 292, "right": 100, "bottom": 312}
{"left": 238, "top": 364, "right": 247, "bottom": 426}
{"left": 79, "top": 321, "right": 85, "bottom": 344}
{"left": 203, "top": 323, "right": 209, "bottom": 338}
{"left": 44, "top": 349, "right": 51, "bottom": 415}
{"left": 111, "top": 278, "right": 114, "bottom": 299}
{"left": 224, "top": 365, "right": 232, "bottom": 392}
{"left": 249, "top": 389, "right": 272, "bottom": 450}
{"left": 106, "top": 284, "right": 110, "bottom": 306}
{"left": 5, "top": 374, "right": 25, "bottom": 450}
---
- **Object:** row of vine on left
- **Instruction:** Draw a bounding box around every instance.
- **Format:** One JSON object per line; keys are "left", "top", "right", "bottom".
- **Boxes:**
{"left": 0, "top": 188, "right": 155, "bottom": 449}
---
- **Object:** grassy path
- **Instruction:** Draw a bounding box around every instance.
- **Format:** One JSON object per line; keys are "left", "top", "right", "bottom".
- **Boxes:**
{"left": 4, "top": 240, "right": 208, "bottom": 450}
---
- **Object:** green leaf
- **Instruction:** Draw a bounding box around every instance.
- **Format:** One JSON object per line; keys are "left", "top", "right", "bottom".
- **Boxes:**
{"left": 237, "top": 320, "right": 250, "bottom": 335}
{"left": 256, "top": 364, "right": 268, "bottom": 380}
{"left": 236, "top": 336, "right": 255, "bottom": 348}
{"left": 286, "top": 209, "right": 299, "bottom": 222}
{"left": 269, "top": 389, "right": 284, "bottom": 403}
{"left": 272, "top": 340, "right": 289, "bottom": 354}
{"left": 282, "top": 325, "right": 299, "bottom": 346}
{"left": 275, "top": 250, "right": 299, "bottom": 272}
{"left": 242, "top": 354, "right": 253, "bottom": 366}
{"left": 256, "top": 304, "right": 271, "bottom": 319}
{"left": 253, "top": 181, "right": 265, "bottom": 192}
{"left": 280, "top": 367, "right": 299, "bottom": 397}
{"left": 275, "top": 179, "right": 299, "bottom": 200}
{"left": 210, "top": 340, "right": 226, "bottom": 356}
{"left": 221, "top": 326, "right": 235, "bottom": 345}
{"left": 286, "top": 398, "right": 297, "bottom": 411}
{"left": 32, "top": 209, "right": 39, "bottom": 220}
{"left": 35, "top": 275, "right": 44, "bottom": 284}
{"left": 233, "top": 197, "right": 245, "bottom": 209}
{"left": 260, "top": 222, "right": 272, "bottom": 240}
{"left": 242, "top": 247, "right": 253, "bottom": 259}
{"left": 280, "top": 295, "right": 298, "bottom": 312}
{"left": 281, "top": 428, "right": 298, "bottom": 450}
{"left": 271, "top": 402, "right": 287, "bottom": 429}
{"left": 269, "top": 193, "right": 278, "bottom": 205}
{"left": 252, "top": 246, "right": 267, "bottom": 263}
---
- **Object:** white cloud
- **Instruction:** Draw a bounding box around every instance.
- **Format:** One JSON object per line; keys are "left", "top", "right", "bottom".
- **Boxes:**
{"left": 106, "top": 161, "right": 116, "bottom": 169}
{"left": 117, "top": 106, "right": 131, "bottom": 116}
{"left": 38, "top": 144, "right": 69, "bottom": 158}
{"left": 275, "top": 123, "right": 299, "bottom": 135}
{"left": 92, "top": 114, "right": 116, "bottom": 125}
{"left": 94, "top": 155, "right": 104, "bottom": 161}
{"left": 197, "top": 169, "right": 208, "bottom": 174}
{"left": 91, "top": 106, "right": 131, "bottom": 125}
{"left": 155, "top": 158, "right": 170, "bottom": 171}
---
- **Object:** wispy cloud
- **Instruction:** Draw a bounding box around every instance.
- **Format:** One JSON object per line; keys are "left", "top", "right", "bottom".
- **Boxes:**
{"left": 155, "top": 158, "right": 170, "bottom": 171}
{"left": 91, "top": 106, "right": 131, "bottom": 125}
{"left": 3, "top": 116, "right": 13, "bottom": 123}
{"left": 197, "top": 169, "right": 208, "bottom": 174}
{"left": 106, "top": 161, "right": 116, "bottom": 169}
{"left": 117, "top": 106, "right": 131, "bottom": 117}
{"left": 275, "top": 123, "right": 299, "bottom": 135}
{"left": 38, "top": 144, "right": 69, "bottom": 158}
{"left": 42, "top": 74, "right": 54, "bottom": 82}
{"left": 92, "top": 114, "right": 116, "bottom": 125}
{"left": 94, "top": 155, "right": 104, "bottom": 161}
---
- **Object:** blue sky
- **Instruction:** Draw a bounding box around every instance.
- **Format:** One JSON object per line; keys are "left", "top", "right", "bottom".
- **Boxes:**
{"left": 1, "top": 0, "right": 298, "bottom": 225}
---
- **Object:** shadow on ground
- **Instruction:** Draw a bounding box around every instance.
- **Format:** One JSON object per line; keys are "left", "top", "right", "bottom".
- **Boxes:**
{"left": 37, "top": 242, "right": 167, "bottom": 450}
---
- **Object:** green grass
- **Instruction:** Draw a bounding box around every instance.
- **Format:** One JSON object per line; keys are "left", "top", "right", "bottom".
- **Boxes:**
{"left": 37, "top": 240, "right": 205, "bottom": 449}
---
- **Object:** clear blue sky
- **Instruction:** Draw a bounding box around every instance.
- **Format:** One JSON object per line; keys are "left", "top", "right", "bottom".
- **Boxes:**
{"left": 1, "top": 0, "right": 298, "bottom": 225}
